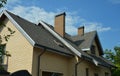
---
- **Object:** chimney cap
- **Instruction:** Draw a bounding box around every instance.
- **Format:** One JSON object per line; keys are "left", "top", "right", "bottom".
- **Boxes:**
{"left": 78, "top": 26, "right": 84, "bottom": 29}
{"left": 55, "top": 12, "right": 66, "bottom": 17}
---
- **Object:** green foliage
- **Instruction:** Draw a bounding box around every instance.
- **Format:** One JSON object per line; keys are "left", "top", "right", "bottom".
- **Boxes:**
{"left": 104, "top": 49, "right": 115, "bottom": 63}
{"left": 0, "top": 0, "right": 7, "bottom": 8}
{"left": 104, "top": 46, "right": 120, "bottom": 76}
{"left": 4, "top": 27, "right": 15, "bottom": 41}
{"left": 0, "top": 0, "right": 7, "bottom": 71}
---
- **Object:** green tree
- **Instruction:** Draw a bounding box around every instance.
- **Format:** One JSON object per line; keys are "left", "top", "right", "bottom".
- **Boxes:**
{"left": 104, "top": 46, "right": 120, "bottom": 76}
{"left": 0, "top": 0, "right": 7, "bottom": 8}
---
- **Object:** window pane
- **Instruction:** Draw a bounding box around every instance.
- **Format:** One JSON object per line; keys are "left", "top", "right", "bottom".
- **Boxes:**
{"left": 105, "top": 72, "right": 109, "bottom": 76}
{"left": 86, "top": 68, "right": 89, "bottom": 76}
{"left": 94, "top": 73, "right": 98, "bottom": 76}
{"left": 42, "top": 71, "right": 63, "bottom": 76}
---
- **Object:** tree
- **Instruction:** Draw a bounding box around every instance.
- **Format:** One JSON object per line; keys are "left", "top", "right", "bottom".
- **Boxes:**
{"left": 0, "top": 0, "right": 7, "bottom": 8}
{"left": 0, "top": 0, "right": 14, "bottom": 70}
{"left": 104, "top": 46, "right": 120, "bottom": 76}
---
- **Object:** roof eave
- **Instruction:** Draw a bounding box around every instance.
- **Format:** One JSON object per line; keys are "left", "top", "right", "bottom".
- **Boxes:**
{"left": 34, "top": 43, "right": 73, "bottom": 57}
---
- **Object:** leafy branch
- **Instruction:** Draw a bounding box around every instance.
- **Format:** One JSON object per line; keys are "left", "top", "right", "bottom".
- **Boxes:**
{"left": 0, "top": 0, "right": 7, "bottom": 8}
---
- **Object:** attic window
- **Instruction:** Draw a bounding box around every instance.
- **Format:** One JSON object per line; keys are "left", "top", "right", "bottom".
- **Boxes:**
{"left": 54, "top": 40, "right": 64, "bottom": 48}
{"left": 91, "top": 45, "right": 96, "bottom": 55}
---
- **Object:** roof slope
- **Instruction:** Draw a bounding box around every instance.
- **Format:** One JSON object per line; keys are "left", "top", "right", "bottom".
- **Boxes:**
{"left": 71, "top": 31, "right": 103, "bottom": 55}
{"left": 71, "top": 31, "right": 96, "bottom": 49}
{"left": 5, "top": 11, "right": 73, "bottom": 56}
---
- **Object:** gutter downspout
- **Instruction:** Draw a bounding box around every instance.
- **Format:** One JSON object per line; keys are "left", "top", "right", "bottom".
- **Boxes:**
{"left": 38, "top": 49, "right": 46, "bottom": 76}
{"left": 75, "top": 56, "right": 84, "bottom": 76}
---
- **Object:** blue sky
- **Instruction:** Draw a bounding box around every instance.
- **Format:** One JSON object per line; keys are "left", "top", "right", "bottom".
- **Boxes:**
{"left": 1, "top": 0, "right": 120, "bottom": 50}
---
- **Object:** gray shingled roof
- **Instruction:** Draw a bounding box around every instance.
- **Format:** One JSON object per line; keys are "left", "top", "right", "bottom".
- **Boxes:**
{"left": 71, "top": 31, "right": 96, "bottom": 49}
{"left": 1, "top": 10, "right": 115, "bottom": 68}
{"left": 90, "top": 54, "right": 116, "bottom": 68}
{"left": 6, "top": 11, "right": 73, "bottom": 56}
{"left": 71, "top": 31, "right": 104, "bottom": 55}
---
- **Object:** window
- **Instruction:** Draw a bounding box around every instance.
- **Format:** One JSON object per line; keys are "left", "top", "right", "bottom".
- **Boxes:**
{"left": 94, "top": 73, "right": 98, "bottom": 76}
{"left": 91, "top": 45, "right": 96, "bottom": 54}
{"left": 0, "top": 44, "right": 6, "bottom": 64}
{"left": 105, "top": 72, "right": 109, "bottom": 76}
{"left": 42, "top": 71, "right": 63, "bottom": 76}
{"left": 86, "top": 68, "right": 89, "bottom": 76}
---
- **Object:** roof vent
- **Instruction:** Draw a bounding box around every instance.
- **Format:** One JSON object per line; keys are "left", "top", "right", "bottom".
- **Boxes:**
{"left": 53, "top": 40, "right": 64, "bottom": 48}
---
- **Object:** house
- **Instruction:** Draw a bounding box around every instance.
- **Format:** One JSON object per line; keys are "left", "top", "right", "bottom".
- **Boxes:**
{"left": 0, "top": 10, "right": 115, "bottom": 76}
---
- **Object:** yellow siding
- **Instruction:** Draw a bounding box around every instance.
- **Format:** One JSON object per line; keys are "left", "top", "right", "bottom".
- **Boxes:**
{"left": 77, "top": 59, "right": 111, "bottom": 76}
{"left": 1, "top": 18, "right": 33, "bottom": 73}
{"left": 32, "top": 48, "right": 70, "bottom": 76}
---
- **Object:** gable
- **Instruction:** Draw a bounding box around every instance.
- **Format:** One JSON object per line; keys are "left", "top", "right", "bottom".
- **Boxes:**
{"left": 0, "top": 16, "right": 33, "bottom": 73}
{"left": 94, "top": 34, "right": 103, "bottom": 55}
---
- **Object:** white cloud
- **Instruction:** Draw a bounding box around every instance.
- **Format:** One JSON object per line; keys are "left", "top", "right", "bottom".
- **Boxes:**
{"left": 9, "top": 5, "right": 111, "bottom": 35}
{"left": 82, "top": 22, "right": 111, "bottom": 32}
{"left": 7, "top": 0, "right": 21, "bottom": 4}
{"left": 109, "top": 0, "right": 120, "bottom": 4}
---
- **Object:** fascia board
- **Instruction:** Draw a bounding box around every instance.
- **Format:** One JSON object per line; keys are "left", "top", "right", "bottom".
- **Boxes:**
{"left": 3, "top": 10, "right": 35, "bottom": 46}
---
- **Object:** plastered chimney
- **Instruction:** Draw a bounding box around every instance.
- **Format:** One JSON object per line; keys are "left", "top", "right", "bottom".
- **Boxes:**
{"left": 78, "top": 26, "right": 84, "bottom": 36}
{"left": 54, "top": 12, "right": 66, "bottom": 37}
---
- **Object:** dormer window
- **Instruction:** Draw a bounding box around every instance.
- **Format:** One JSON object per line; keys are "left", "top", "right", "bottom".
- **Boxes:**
{"left": 91, "top": 45, "right": 96, "bottom": 54}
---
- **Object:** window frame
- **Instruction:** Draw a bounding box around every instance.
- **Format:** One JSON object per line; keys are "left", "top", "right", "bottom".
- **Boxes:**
{"left": 86, "top": 68, "right": 89, "bottom": 76}
{"left": 94, "top": 73, "right": 98, "bottom": 76}
{"left": 91, "top": 45, "right": 96, "bottom": 55}
{"left": 105, "top": 72, "right": 109, "bottom": 76}
{"left": 42, "top": 71, "right": 63, "bottom": 76}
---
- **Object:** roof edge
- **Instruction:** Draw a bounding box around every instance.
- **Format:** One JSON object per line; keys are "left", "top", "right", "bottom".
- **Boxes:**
{"left": 39, "top": 20, "right": 82, "bottom": 57}
{"left": 34, "top": 43, "right": 73, "bottom": 57}
{"left": 2, "top": 10, "right": 35, "bottom": 46}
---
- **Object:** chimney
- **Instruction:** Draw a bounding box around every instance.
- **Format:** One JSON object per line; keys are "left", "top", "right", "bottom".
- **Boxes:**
{"left": 54, "top": 12, "right": 66, "bottom": 37}
{"left": 78, "top": 26, "right": 84, "bottom": 36}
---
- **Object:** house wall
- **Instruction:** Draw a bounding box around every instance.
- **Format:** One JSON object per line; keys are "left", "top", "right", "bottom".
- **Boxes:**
{"left": 32, "top": 47, "right": 111, "bottom": 76}
{"left": 77, "top": 59, "right": 111, "bottom": 76}
{"left": 91, "top": 40, "right": 100, "bottom": 56}
{"left": 32, "top": 47, "right": 70, "bottom": 76}
{"left": 1, "top": 18, "right": 33, "bottom": 73}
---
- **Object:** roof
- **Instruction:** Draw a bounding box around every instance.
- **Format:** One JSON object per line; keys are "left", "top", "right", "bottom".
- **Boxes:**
{"left": 3, "top": 10, "right": 73, "bottom": 56}
{"left": 0, "top": 10, "right": 115, "bottom": 68}
{"left": 71, "top": 31, "right": 103, "bottom": 55}
{"left": 90, "top": 54, "right": 115, "bottom": 68}
{"left": 71, "top": 31, "right": 96, "bottom": 49}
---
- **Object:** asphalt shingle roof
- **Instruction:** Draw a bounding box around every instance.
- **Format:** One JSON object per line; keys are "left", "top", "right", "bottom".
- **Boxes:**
{"left": 6, "top": 11, "right": 73, "bottom": 56}
{"left": 71, "top": 31, "right": 97, "bottom": 49}
{"left": 2, "top": 10, "right": 115, "bottom": 68}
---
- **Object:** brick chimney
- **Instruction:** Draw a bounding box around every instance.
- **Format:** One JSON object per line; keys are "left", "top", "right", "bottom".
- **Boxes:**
{"left": 54, "top": 12, "right": 66, "bottom": 37}
{"left": 78, "top": 26, "right": 84, "bottom": 36}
